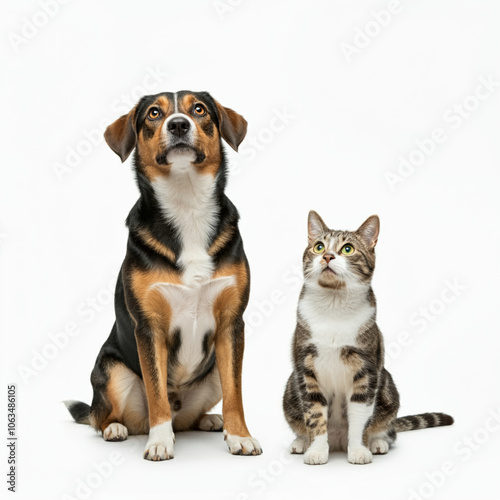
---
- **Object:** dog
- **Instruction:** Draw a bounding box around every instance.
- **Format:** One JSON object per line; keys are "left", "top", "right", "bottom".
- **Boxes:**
{"left": 65, "top": 91, "right": 262, "bottom": 460}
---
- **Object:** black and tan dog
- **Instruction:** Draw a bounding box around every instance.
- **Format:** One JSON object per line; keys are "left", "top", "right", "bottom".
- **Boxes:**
{"left": 65, "top": 91, "right": 262, "bottom": 460}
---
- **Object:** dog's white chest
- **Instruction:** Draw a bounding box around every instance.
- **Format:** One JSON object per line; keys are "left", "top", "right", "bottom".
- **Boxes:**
{"left": 150, "top": 160, "right": 232, "bottom": 376}
{"left": 152, "top": 160, "right": 219, "bottom": 286}
{"left": 152, "top": 276, "right": 235, "bottom": 374}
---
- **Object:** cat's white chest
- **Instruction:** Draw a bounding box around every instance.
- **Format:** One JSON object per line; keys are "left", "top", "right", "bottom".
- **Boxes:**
{"left": 299, "top": 292, "right": 374, "bottom": 400}
{"left": 299, "top": 295, "right": 374, "bottom": 349}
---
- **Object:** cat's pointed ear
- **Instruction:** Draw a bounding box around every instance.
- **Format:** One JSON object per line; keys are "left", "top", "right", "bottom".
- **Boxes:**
{"left": 357, "top": 215, "right": 380, "bottom": 248}
{"left": 104, "top": 106, "right": 138, "bottom": 162}
{"left": 308, "top": 210, "right": 329, "bottom": 244}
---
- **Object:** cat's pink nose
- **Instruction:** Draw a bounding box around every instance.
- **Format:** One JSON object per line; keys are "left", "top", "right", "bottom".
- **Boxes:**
{"left": 323, "top": 253, "right": 335, "bottom": 264}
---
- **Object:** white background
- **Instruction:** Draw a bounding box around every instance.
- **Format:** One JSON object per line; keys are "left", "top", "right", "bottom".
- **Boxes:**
{"left": 1, "top": 1, "right": 500, "bottom": 499}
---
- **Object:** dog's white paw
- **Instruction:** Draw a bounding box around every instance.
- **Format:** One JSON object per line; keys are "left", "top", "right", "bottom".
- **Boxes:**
{"left": 348, "top": 446, "right": 373, "bottom": 465}
{"left": 370, "top": 437, "right": 390, "bottom": 455}
{"left": 143, "top": 442, "right": 174, "bottom": 461}
{"left": 198, "top": 414, "right": 223, "bottom": 432}
{"left": 224, "top": 431, "right": 262, "bottom": 456}
{"left": 103, "top": 422, "right": 128, "bottom": 442}
{"left": 143, "top": 421, "right": 175, "bottom": 461}
{"left": 290, "top": 436, "right": 308, "bottom": 454}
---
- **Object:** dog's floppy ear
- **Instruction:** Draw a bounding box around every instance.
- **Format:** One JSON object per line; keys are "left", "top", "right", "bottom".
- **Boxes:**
{"left": 104, "top": 107, "right": 138, "bottom": 162}
{"left": 214, "top": 100, "right": 248, "bottom": 152}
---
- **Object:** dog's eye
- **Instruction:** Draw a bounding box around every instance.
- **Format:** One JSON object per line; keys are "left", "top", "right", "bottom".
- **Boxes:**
{"left": 341, "top": 244, "right": 354, "bottom": 255}
{"left": 148, "top": 107, "right": 161, "bottom": 120}
{"left": 313, "top": 242, "right": 325, "bottom": 254}
{"left": 193, "top": 104, "right": 206, "bottom": 116}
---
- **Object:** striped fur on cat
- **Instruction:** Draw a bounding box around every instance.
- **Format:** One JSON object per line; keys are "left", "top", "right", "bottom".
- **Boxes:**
{"left": 283, "top": 211, "right": 453, "bottom": 465}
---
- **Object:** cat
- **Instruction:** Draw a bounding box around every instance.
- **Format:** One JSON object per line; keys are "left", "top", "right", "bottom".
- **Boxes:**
{"left": 283, "top": 211, "right": 453, "bottom": 465}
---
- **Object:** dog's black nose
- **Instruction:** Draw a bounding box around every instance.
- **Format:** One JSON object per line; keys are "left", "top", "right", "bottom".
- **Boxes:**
{"left": 168, "top": 117, "right": 190, "bottom": 137}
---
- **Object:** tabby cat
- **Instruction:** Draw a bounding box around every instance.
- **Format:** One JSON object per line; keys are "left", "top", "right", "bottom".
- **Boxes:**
{"left": 283, "top": 211, "right": 453, "bottom": 465}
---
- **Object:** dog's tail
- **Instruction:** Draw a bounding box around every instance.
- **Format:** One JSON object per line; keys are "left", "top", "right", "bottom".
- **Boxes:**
{"left": 395, "top": 412, "right": 454, "bottom": 432}
{"left": 64, "top": 400, "right": 91, "bottom": 425}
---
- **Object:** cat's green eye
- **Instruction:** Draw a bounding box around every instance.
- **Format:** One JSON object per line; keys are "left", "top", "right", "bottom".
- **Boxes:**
{"left": 313, "top": 242, "right": 325, "bottom": 254}
{"left": 341, "top": 244, "right": 354, "bottom": 255}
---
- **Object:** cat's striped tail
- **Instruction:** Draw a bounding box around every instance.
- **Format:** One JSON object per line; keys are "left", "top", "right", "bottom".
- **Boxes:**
{"left": 395, "top": 412, "right": 454, "bottom": 432}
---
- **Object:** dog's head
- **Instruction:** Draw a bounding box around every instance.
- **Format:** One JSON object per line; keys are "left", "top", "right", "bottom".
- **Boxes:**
{"left": 104, "top": 91, "right": 247, "bottom": 179}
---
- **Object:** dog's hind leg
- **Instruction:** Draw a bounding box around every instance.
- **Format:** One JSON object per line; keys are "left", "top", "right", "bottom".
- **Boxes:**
{"left": 172, "top": 368, "right": 223, "bottom": 432}
{"left": 89, "top": 357, "right": 148, "bottom": 441}
{"left": 197, "top": 413, "right": 224, "bottom": 432}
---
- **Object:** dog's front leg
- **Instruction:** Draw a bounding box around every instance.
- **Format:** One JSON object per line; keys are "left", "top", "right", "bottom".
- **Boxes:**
{"left": 215, "top": 316, "right": 262, "bottom": 456}
{"left": 135, "top": 325, "right": 175, "bottom": 461}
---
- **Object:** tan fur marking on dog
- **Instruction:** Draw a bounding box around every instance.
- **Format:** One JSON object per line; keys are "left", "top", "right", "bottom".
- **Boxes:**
{"left": 212, "top": 261, "right": 248, "bottom": 316}
{"left": 136, "top": 337, "right": 171, "bottom": 428}
{"left": 100, "top": 366, "right": 121, "bottom": 432}
{"left": 155, "top": 95, "right": 171, "bottom": 111}
{"left": 130, "top": 267, "right": 181, "bottom": 329}
{"left": 177, "top": 93, "right": 196, "bottom": 114}
{"left": 212, "top": 261, "right": 250, "bottom": 437}
{"left": 199, "top": 144, "right": 222, "bottom": 178}
{"left": 214, "top": 332, "right": 250, "bottom": 437}
{"left": 136, "top": 96, "right": 174, "bottom": 181}
{"left": 129, "top": 267, "right": 183, "bottom": 428}
{"left": 137, "top": 228, "right": 176, "bottom": 262}
{"left": 138, "top": 127, "right": 169, "bottom": 182}
{"left": 177, "top": 94, "right": 222, "bottom": 178}
{"left": 101, "top": 362, "right": 149, "bottom": 435}
{"left": 208, "top": 225, "right": 235, "bottom": 257}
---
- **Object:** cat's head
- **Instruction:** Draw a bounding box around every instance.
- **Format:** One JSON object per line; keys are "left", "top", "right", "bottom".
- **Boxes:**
{"left": 303, "top": 211, "right": 380, "bottom": 290}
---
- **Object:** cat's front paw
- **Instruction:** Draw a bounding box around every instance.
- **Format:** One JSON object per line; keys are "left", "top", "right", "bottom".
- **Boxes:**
{"left": 348, "top": 446, "right": 372, "bottom": 465}
{"left": 304, "top": 446, "right": 329, "bottom": 465}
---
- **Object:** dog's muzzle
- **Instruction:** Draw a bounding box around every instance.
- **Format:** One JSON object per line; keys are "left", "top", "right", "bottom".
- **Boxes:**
{"left": 167, "top": 117, "right": 190, "bottom": 138}
{"left": 156, "top": 114, "right": 205, "bottom": 165}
